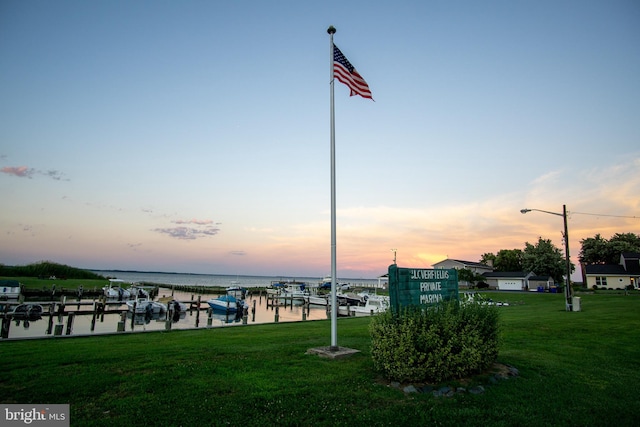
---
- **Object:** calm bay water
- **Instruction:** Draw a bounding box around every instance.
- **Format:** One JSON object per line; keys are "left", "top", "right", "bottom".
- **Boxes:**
{"left": 90, "top": 270, "right": 383, "bottom": 289}
{"left": 3, "top": 290, "right": 332, "bottom": 340}
{"left": 3, "top": 271, "right": 385, "bottom": 340}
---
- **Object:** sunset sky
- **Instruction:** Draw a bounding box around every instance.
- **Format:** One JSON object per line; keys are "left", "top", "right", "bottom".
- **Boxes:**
{"left": 1, "top": 0, "right": 639, "bottom": 279}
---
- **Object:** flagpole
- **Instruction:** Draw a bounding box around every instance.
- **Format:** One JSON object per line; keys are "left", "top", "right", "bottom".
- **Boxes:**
{"left": 327, "top": 25, "right": 338, "bottom": 350}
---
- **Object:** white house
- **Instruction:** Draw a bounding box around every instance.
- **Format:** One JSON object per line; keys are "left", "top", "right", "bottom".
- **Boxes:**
{"left": 432, "top": 259, "right": 494, "bottom": 274}
{"left": 432, "top": 258, "right": 494, "bottom": 288}
{"left": 584, "top": 252, "right": 640, "bottom": 290}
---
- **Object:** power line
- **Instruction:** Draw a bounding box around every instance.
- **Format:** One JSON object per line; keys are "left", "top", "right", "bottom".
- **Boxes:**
{"left": 571, "top": 211, "right": 639, "bottom": 219}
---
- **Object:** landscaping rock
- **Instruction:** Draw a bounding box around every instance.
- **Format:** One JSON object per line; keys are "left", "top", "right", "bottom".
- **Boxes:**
{"left": 403, "top": 385, "right": 418, "bottom": 393}
{"left": 469, "top": 385, "right": 485, "bottom": 395}
{"left": 391, "top": 363, "right": 519, "bottom": 397}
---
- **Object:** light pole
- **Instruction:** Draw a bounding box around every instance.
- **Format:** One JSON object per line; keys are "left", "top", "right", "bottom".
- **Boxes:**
{"left": 390, "top": 249, "right": 397, "bottom": 265}
{"left": 520, "top": 205, "right": 573, "bottom": 311}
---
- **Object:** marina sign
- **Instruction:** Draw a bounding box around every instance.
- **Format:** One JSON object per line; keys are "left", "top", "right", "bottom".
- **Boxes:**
{"left": 388, "top": 264, "right": 459, "bottom": 312}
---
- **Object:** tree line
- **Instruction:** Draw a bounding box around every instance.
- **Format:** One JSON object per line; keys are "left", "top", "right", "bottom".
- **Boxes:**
{"left": 459, "top": 232, "right": 640, "bottom": 286}
{"left": 0, "top": 261, "right": 105, "bottom": 280}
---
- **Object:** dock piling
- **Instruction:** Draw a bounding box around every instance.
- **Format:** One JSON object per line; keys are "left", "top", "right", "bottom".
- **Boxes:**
{"left": 65, "top": 313, "right": 75, "bottom": 335}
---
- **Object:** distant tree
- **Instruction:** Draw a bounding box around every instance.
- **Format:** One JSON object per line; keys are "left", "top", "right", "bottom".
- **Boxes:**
{"left": 522, "top": 237, "right": 572, "bottom": 284}
{"left": 479, "top": 253, "right": 496, "bottom": 266}
{"left": 494, "top": 249, "right": 523, "bottom": 272}
{"left": 579, "top": 233, "right": 640, "bottom": 265}
{"left": 579, "top": 234, "right": 609, "bottom": 264}
{"left": 0, "top": 261, "right": 104, "bottom": 280}
{"left": 479, "top": 250, "right": 522, "bottom": 272}
{"left": 607, "top": 233, "right": 640, "bottom": 262}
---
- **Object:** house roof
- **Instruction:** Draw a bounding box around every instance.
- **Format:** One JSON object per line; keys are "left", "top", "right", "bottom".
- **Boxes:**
{"left": 621, "top": 252, "right": 640, "bottom": 259}
{"left": 482, "top": 271, "right": 532, "bottom": 279}
{"left": 584, "top": 264, "right": 628, "bottom": 275}
{"left": 433, "top": 259, "right": 491, "bottom": 269}
{"left": 620, "top": 252, "right": 640, "bottom": 274}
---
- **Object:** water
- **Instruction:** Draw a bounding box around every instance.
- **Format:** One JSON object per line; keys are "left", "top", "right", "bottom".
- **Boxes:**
{"left": 1, "top": 271, "right": 385, "bottom": 340}
{"left": 2, "top": 290, "right": 332, "bottom": 340}
{"left": 90, "top": 270, "right": 383, "bottom": 289}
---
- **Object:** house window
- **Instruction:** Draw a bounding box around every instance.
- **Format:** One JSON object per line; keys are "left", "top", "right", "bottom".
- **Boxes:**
{"left": 596, "top": 277, "right": 608, "bottom": 287}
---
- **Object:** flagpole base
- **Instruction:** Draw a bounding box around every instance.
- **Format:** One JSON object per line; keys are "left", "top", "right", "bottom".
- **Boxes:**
{"left": 306, "top": 346, "right": 360, "bottom": 359}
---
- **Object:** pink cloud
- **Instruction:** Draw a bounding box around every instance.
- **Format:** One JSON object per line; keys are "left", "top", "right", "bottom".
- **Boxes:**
{"left": 1, "top": 166, "right": 34, "bottom": 178}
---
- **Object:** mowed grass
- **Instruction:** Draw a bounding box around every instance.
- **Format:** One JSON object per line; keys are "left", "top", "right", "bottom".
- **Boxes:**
{"left": 1, "top": 292, "right": 639, "bottom": 426}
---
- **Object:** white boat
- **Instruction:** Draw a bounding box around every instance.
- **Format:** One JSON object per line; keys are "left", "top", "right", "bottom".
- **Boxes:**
{"left": 305, "top": 294, "right": 329, "bottom": 306}
{"left": 280, "top": 282, "right": 310, "bottom": 299}
{"left": 167, "top": 300, "right": 188, "bottom": 312}
{"left": 337, "top": 305, "right": 351, "bottom": 316}
{"left": 226, "top": 286, "right": 247, "bottom": 300}
{"left": 126, "top": 298, "right": 166, "bottom": 315}
{"left": 207, "top": 295, "right": 242, "bottom": 313}
{"left": 266, "top": 281, "right": 287, "bottom": 296}
{"left": 0, "top": 280, "right": 22, "bottom": 299}
{"left": 103, "top": 279, "right": 131, "bottom": 300}
{"left": 349, "top": 295, "right": 390, "bottom": 316}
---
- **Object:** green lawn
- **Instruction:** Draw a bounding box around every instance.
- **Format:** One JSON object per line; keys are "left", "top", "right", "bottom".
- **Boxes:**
{"left": 1, "top": 292, "right": 638, "bottom": 426}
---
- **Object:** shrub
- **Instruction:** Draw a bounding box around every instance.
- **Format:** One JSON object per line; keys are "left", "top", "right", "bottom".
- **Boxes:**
{"left": 369, "top": 300, "right": 500, "bottom": 383}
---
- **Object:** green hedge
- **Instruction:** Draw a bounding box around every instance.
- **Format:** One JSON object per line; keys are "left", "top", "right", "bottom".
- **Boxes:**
{"left": 370, "top": 300, "right": 500, "bottom": 383}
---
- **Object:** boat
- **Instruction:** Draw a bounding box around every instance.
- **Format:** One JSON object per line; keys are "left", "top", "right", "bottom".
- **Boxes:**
{"left": 349, "top": 295, "right": 390, "bottom": 316}
{"left": 207, "top": 295, "right": 243, "bottom": 313}
{"left": 226, "top": 286, "right": 247, "bottom": 300}
{"left": 280, "top": 282, "right": 309, "bottom": 299}
{"left": 319, "top": 276, "right": 351, "bottom": 291}
{"left": 336, "top": 291, "right": 365, "bottom": 306}
{"left": 337, "top": 305, "right": 351, "bottom": 316}
{"left": 0, "top": 280, "right": 22, "bottom": 299}
{"left": 305, "top": 294, "right": 329, "bottom": 306}
{"left": 126, "top": 298, "right": 166, "bottom": 315}
{"left": 167, "top": 299, "right": 188, "bottom": 312}
{"left": 319, "top": 276, "right": 332, "bottom": 290}
{"left": 9, "top": 303, "right": 44, "bottom": 320}
{"left": 103, "top": 279, "right": 131, "bottom": 300}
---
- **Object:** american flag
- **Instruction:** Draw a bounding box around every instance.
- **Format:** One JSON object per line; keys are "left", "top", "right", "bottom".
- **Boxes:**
{"left": 333, "top": 44, "right": 372, "bottom": 100}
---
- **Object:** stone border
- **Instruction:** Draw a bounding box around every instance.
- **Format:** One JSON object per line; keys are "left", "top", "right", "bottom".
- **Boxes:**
{"left": 388, "top": 364, "right": 519, "bottom": 397}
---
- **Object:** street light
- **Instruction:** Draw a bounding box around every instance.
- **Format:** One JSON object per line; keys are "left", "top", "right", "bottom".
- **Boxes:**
{"left": 521, "top": 205, "right": 574, "bottom": 311}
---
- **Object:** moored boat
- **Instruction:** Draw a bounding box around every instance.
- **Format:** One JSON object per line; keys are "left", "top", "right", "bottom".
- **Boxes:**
{"left": 226, "top": 286, "right": 247, "bottom": 300}
{"left": 0, "top": 280, "right": 22, "bottom": 299}
{"left": 9, "top": 303, "right": 44, "bottom": 320}
{"left": 207, "top": 295, "right": 242, "bottom": 313}
{"left": 126, "top": 298, "right": 166, "bottom": 315}
{"left": 103, "top": 279, "right": 131, "bottom": 300}
{"left": 305, "top": 294, "right": 329, "bottom": 306}
{"left": 349, "top": 295, "right": 390, "bottom": 316}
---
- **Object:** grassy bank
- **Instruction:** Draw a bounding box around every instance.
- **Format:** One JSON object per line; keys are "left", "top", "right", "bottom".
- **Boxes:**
{"left": 1, "top": 292, "right": 639, "bottom": 426}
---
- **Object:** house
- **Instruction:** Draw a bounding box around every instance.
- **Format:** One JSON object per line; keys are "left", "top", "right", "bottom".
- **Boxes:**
{"left": 432, "top": 258, "right": 493, "bottom": 288}
{"left": 584, "top": 252, "right": 640, "bottom": 290}
{"left": 432, "top": 259, "right": 493, "bottom": 274}
{"left": 481, "top": 271, "right": 535, "bottom": 291}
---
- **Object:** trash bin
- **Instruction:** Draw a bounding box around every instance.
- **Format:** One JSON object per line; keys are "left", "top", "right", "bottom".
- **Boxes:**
{"left": 537, "top": 286, "right": 544, "bottom": 292}
{"left": 572, "top": 296, "right": 581, "bottom": 312}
